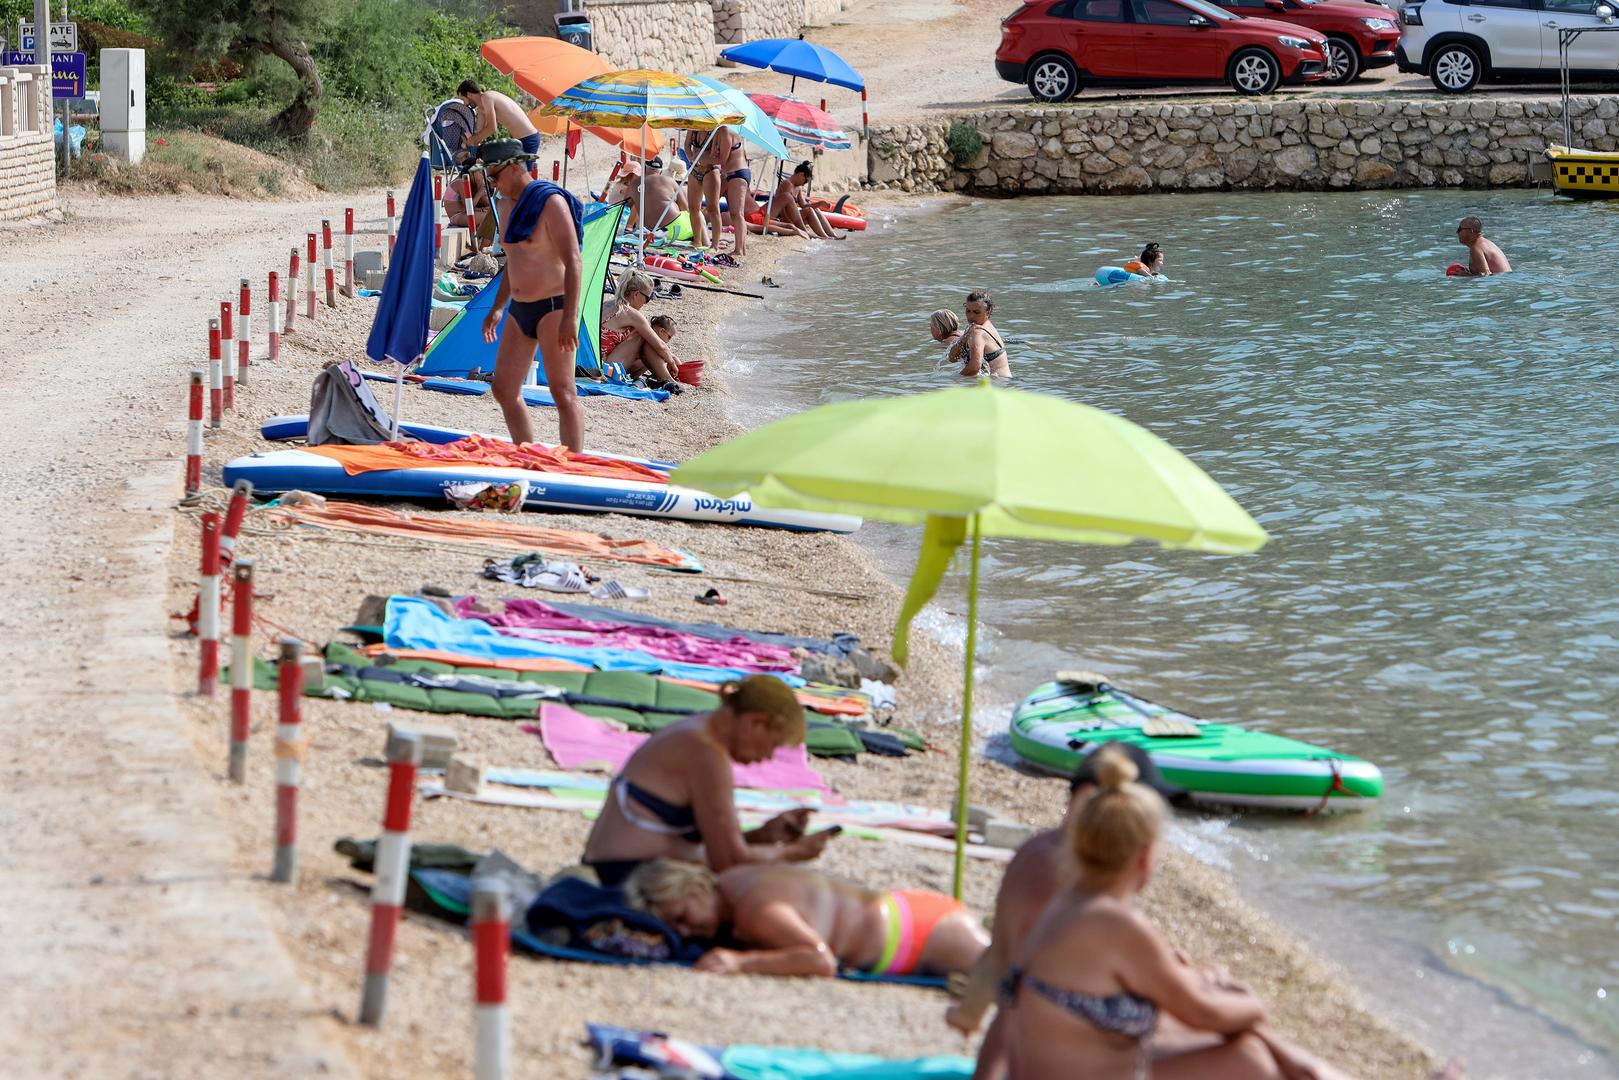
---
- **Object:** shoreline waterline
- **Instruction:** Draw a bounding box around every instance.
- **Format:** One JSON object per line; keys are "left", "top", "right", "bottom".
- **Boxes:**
{"left": 717, "top": 191, "right": 1619, "bottom": 1076}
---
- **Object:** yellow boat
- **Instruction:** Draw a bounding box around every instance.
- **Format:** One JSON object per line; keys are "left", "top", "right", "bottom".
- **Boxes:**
{"left": 1545, "top": 145, "right": 1619, "bottom": 198}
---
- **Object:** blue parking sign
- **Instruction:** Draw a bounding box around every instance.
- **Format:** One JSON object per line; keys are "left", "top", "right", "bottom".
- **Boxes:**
{"left": 2, "top": 50, "right": 86, "bottom": 97}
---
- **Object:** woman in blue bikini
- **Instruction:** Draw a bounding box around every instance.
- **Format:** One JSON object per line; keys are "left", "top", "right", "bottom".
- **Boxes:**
{"left": 581, "top": 675, "right": 836, "bottom": 887}
{"left": 999, "top": 746, "right": 1356, "bottom": 1080}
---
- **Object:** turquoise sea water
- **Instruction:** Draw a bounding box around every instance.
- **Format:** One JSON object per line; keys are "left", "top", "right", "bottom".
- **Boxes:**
{"left": 725, "top": 189, "right": 1619, "bottom": 1075}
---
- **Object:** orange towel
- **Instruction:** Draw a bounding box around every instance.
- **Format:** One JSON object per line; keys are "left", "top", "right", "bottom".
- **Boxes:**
{"left": 303, "top": 435, "right": 669, "bottom": 485}
{"left": 269, "top": 500, "right": 698, "bottom": 569}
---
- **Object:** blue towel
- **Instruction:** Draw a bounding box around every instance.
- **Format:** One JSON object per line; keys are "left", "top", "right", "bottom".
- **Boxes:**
{"left": 505, "top": 180, "right": 583, "bottom": 246}
{"left": 722, "top": 1047, "right": 973, "bottom": 1080}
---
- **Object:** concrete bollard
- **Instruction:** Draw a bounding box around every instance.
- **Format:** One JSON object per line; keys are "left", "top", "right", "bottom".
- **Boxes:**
{"left": 267, "top": 271, "right": 282, "bottom": 362}
{"left": 305, "top": 233, "right": 318, "bottom": 321}
{"left": 219, "top": 478, "right": 253, "bottom": 568}
{"left": 344, "top": 208, "right": 356, "bottom": 297}
{"left": 322, "top": 218, "right": 337, "bottom": 308}
{"left": 237, "top": 279, "right": 252, "bottom": 384}
{"left": 286, "top": 249, "right": 299, "bottom": 335}
{"left": 220, "top": 300, "right": 235, "bottom": 412}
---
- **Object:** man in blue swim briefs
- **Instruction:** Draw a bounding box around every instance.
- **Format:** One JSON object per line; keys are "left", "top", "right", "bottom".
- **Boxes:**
{"left": 479, "top": 140, "right": 586, "bottom": 451}
{"left": 458, "top": 80, "right": 543, "bottom": 164}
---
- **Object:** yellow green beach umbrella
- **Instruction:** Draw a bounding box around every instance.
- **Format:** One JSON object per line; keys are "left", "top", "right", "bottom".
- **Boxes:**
{"left": 671, "top": 381, "right": 1268, "bottom": 896}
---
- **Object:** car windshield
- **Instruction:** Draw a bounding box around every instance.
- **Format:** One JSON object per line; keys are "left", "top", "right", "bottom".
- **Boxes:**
{"left": 1176, "top": 0, "right": 1239, "bottom": 18}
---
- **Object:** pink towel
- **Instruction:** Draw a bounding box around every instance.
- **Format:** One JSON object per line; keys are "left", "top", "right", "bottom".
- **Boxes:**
{"left": 533, "top": 704, "right": 828, "bottom": 793}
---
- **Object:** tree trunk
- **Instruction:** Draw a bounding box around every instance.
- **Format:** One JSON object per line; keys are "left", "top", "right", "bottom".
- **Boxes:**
{"left": 258, "top": 34, "right": 322, "bottom": 140}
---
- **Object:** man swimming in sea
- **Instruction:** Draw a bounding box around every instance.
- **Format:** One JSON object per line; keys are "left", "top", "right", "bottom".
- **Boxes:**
{"left": 478, "top": 140, "right": 585, "bottom": 451}
{"left": 1456, "top": 216, "right": 1511, "bottom": 276}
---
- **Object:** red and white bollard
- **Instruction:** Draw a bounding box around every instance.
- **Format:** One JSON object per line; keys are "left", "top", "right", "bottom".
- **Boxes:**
{"left": 220, "top": 300, "right": 236, "bottom": 411}
{"left": 185, "top": 369, "right": 204, "bottom": 498}
{"left": 462, "top": 179, "right": 478, "bottom": 251}
{"left": 198, "top": 513, "right": 221, "bottom": 697}
{"left": 272, "top": 637, "right": 305, "bottom": 883}
{"left": 237, "top": 279, "right": 252, "bottom": 385}
{"left": 386, "top": 188, "right": 397, "bottom": 264}
{"left": 286, "top": 248, "right": 299, "bottom": 335}
{"left": 344, "top": 208, "right": 356, "bottom": 297}
{"left": 208, "top": 318, "right": 223, "bottom": 429}
{"left": 433, "top": 173, "right": 444, "bottom": 261}
{"left": 861, "top": 89, "right": 869, "bottom": 141}
{"left": 322, "top": 218, "right": 337, "bottom": 308}
{"left": 359, "top": 729, "right": 423, "bottom": 1027}
{"left": 472, "top": 877, "right": 511, "bottom": 1080}
{"left": 219, "top": 478, "right": 253, "bottom": 568}
{"left": 305, "top": 233, "right": 318, "bottom": 320}
{"left": 551, "top": 160, "right": 560, "bottom": 182}
{"left": 267, "top": 271, "right": 282, "bottom": 362}
{"left": 229, "top": 558, "right": 255, "bottom": 783}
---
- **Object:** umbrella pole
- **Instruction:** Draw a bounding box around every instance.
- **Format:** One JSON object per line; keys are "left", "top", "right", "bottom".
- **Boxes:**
{"left": 639, "top": 123, "right": 649, "bottom": 267}
{"left": 952, "top": 513, "right": 982, "bottom": 901}
{"left": 390, "top": 361, "right": 408, "bottom": 441}
{"left": 562, "top": 122, "right": 570, "bottom": 190}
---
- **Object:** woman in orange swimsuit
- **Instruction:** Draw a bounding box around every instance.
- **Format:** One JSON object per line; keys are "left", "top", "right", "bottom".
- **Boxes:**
{"left": 1122, "top": 242, "right": 1165, "bottom": 278}
{"left": 625, "top": 859, "right": 988, "bottom": 978}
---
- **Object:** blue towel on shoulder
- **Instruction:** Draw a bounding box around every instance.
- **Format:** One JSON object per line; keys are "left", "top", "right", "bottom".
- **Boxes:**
{"left": 505, "top": 180, "right": 583, "bottom": 246}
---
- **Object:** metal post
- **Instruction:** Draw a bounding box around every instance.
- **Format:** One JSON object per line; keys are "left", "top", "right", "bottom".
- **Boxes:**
{"left": 305, "top": 233, "right": 317, "bottom": 320}
{"left": 272, "top": 638, "right": 305, "bottom": 883}
{"left": 219, "top": 478, "right": 252, "bottom": 567}
{"left": 286, "top": 248, "right": 299, "bottom": 334}
{"left": 220, "top": 300, "right": 235, "bottom": 412}
{"left": 386, "top": 188, "right": 397, "bottom": 265}
{"left": 228, "top": 558, "right": 254, "bottom": 783}
{"left": 322, "top": 218, "right": 336, "bottom": 307}
{"left": 343, "top": 208, "right": 356, "bottom": 296}
{"left": 197, "top": 513, "right": 221, "bottom": 697}
{"left": 184, "top": 369, "right": 203, "bottom": 497}
{"left": 267, "top": 271, "right": 281, "bottom": 362}
{"left": 237, "top": 279, "right": 252, "bottom": 384}
{"left": 472, "top": 878, "right": 511, "bottom": 1080}
{"left": 207, "top": 318, "right": 222, "bottom": 428}
{"left": 359, "top": 730, "right": 423, "bottom": 1026}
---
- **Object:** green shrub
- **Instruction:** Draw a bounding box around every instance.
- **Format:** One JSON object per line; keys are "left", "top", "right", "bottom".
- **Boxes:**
{"left": 946, "top": 121, "right": 984, "bottom": 166}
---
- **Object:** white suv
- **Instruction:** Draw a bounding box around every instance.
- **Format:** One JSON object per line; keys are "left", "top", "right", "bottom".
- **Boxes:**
{"left": 1397, "top": 0, "right": 1619, "bottom": 91}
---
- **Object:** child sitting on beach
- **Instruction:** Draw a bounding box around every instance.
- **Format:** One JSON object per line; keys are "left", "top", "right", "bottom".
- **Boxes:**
{"left": 625, "top": 859, "right": 988, "bottom": 979}
{"left": 599, "top": 270, "right": 683, "bottom": 392}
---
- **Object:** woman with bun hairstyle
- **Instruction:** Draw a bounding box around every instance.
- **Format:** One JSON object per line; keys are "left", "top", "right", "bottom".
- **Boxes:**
{"left": 996, "top": 745, "right": 1355, "bottom": 1080}
{"left": 581, "top": 675, "right": 835, "bottom": 887}
{"left": 1122, "top": 242, "right": 1165, "bottom": 278}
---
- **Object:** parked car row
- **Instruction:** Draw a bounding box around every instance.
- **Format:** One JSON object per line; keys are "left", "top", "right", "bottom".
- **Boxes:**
{"left": 995, "top": 0, "right": 1618, "bottom": 98}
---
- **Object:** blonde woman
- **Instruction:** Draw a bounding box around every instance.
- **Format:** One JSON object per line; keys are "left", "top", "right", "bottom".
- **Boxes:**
{"left": 598, "top": 269, "right": 680, "bottom": 388}
{"left": 949, "top": 290, "right": 1011, "bottom": 379}
{"left": 582, "top": 676, "right": 835, "bottom": 886}
{"left": 625, "top": 859, "right": 988, "bottom": 979}
{"left": 996, "top": 747, "right": 1354, "bottom": 1080}
{"left": 929, "top": 309, "right": 962, "bottom": 351}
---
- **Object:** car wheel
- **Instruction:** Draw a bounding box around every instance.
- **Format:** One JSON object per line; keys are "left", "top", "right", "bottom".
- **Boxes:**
{"left": 1322, "top": 37, "right": 1361, "bottom": 85}
{"left": 1228, "top": 48, "right": 1282, "bottom": 95}
{"left": 1429, "top": 42, "right": 1481, "bottom": 93}
{"left": 1026, "top": 53, "right": 1080, "bottom": 103}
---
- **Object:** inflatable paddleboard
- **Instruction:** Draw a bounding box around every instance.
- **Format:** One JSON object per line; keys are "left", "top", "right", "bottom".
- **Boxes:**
{"left": 258, "top": 416, "right": 676, "bottom": 472}
{"left": 1010, "top": 678, "right": 1382, "bottom": 811}
{"left": 221, "top": 448, "right": 860, "bottom": 533}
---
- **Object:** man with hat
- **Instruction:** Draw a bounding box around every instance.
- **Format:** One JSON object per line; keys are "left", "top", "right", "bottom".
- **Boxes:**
{"left": 478, "top": 139, "right": 587, "bottom": 451}
{"left": 945, "top": 742, "right": 1188, "bottom": 1075}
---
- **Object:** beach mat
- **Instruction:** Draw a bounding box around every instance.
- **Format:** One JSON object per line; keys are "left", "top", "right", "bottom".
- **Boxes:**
{"left": 586, "top": 1024, "right": 973, "bottom": 1078}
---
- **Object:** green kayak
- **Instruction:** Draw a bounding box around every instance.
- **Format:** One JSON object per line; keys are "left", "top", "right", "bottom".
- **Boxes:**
{"left": 1010, "top": 677, "right": 1382, "bottom": 811}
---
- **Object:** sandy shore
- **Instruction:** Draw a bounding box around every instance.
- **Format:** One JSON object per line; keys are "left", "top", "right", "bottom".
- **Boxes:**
{"left": 145, "top": 186, "right": 1444, "bottom": 1078}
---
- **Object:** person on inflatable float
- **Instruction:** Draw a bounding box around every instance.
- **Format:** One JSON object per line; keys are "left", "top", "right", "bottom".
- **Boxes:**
{"left": 1122, "top": 243, "right": 1165, "bottom": 278}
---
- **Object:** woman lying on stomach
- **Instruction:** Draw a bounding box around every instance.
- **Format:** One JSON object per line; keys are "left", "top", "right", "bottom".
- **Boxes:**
{"left": 581, "top": 675, "right": 835, "bottom": 887}
{"left": 625, "top": 858, "right": 989, "bottom": 978}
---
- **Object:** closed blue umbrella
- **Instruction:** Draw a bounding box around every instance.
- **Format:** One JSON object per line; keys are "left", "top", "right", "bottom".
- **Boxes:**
{"left": 720, "top": 38, "right": 865, "bottom": 92}
{"left": 689, "top": 74, "right": 790, "bottom": 159}
{"left": 365, "top": 152, "right": 436, "bottom": 438}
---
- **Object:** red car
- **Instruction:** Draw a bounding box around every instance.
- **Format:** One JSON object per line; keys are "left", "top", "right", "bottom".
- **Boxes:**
{"left": 1212, "top": 0, "right": 1400, "bottom": 84}
{"left": 996, "top": 0, "right": 1332, "bottom": 100}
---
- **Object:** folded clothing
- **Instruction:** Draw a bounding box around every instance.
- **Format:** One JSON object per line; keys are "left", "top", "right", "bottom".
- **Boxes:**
{"left": 304, "top": 434, "right": 668, "bottom": 484}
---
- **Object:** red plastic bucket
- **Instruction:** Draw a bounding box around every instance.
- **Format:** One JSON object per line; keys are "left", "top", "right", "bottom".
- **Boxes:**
{"left": 676, "top": 360, "right": 704, "bottom": 387}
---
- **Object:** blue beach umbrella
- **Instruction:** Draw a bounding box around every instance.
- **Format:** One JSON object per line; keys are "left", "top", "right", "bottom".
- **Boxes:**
{"left": 365, "top": 152, "right": 436, "bottom": 438}
{"left": 689, "top": 74, "right": 790, "bottom": 159}
{"left": 720, "top": 38, "right": 865, "bottom": 92}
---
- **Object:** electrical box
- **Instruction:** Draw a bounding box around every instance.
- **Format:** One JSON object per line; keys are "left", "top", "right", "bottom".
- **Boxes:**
{"left": 99, "top": 47, "right": 145, "bottom": 162}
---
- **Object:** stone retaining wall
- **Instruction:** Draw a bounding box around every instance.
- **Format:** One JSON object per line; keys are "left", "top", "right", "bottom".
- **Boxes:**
{"left": 803, "top": 0, "right": 843, "bottom": 25}
{"left": 588, "top": 0, "right": 716, "bottom": 73}
{"left": 0, "top": 65, "right": 56, "bottom": 221}
{"left": 711, "top": 0, "right": 800, "bottom": 44}
{"left": 867, "top": 96, "right": 1617, "bottom": 194}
